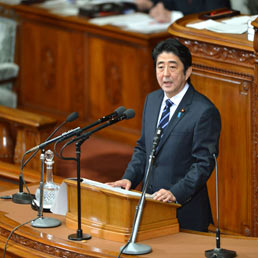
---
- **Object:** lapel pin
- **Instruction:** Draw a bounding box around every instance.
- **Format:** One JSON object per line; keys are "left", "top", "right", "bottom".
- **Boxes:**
{"left": 177, "top": 109, "right": 185, "bottom": 118}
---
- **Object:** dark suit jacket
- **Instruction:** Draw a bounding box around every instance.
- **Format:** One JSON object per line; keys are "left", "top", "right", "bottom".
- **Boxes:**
{"left": 123, "top": 85, "right": 221, "bottom": 231}
{"left": 151, "top": 0, "right": 231, "bottom": 15}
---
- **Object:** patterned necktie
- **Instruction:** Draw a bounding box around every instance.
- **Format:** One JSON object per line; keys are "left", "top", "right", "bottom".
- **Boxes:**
{"left": 158, "top": 99, "right": 173, "bottom": 130}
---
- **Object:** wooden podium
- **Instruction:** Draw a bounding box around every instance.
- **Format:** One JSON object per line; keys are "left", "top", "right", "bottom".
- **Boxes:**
{"left": 65, "top": 179, "right": 180, "bottom": 243}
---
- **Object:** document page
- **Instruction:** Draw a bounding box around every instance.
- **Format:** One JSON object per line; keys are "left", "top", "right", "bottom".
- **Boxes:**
{"left": 186, "top": 15, "right": 258, "bottom": 34}
{"left": 89, "top": 12, "right": 182, "bottom": 33}
{"left": 82, "top": 178, "right": 142, "bottom": 197}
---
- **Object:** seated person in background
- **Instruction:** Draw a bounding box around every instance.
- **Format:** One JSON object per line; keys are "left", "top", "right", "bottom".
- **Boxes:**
{"left": 135, "top": 0, "right": 231, "bottom": 23}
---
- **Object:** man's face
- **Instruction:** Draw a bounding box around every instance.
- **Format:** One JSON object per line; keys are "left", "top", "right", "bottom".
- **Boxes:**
{"left": 156, "top": 52, "right": 192, "bottom": 98}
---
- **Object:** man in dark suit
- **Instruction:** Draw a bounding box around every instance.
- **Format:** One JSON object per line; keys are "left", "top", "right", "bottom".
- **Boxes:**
{"left": 136, "top": 0, "right": 231, "bottom": 22}
{"left": 108, "top": 38, "right": 221, "bottom": 232}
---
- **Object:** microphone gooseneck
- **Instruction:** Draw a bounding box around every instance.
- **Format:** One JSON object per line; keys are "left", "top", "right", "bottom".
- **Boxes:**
{"left": 44, "top": 112, "right": 79, "bottom": 145}
{"left": 62, "top": 109, "right": 135, "bottom": 148}
{"left": 26, "top": 127, "right": 81, "bottom": 153}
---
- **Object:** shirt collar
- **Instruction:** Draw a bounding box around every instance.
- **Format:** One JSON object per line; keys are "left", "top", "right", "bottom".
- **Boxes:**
{"left": 163, "top": 83, "right": 189, "bottom": 107}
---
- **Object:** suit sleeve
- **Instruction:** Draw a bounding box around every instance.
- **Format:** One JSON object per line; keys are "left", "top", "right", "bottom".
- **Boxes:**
{"left": 170, "top": 106, "right": 221, "bottom": 204}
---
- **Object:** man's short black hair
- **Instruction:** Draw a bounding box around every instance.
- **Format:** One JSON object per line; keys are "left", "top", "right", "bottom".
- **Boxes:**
{"left": 152, "top": 38, "right": 192, "bottom": 74}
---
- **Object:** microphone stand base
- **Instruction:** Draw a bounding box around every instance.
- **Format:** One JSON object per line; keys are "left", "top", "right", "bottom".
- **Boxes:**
{"left": 68, "top": 233, "right": 91, "bottom": 241}
{"left": 121, "top": 242, "right": 152, "bottom": 255}
{"left": 12, "top": 192, "right": 34, "bottom": 204}
{"left": 205, "top": 248, "right": 236, "bottom": 258}
{"left": 31, "top": 217, "right": 61, "bottom": 228}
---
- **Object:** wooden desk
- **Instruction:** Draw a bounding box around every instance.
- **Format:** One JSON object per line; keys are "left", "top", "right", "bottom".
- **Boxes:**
{"left": 0, "top": 105, "right": 56, "bottom": 171}
{"left": 0, "top": 186, "right": 258, "bottom": 258}
{"left": 168, "top": 15, "right": 257, "bottom": 237}
{"left": 0, "top": 2, "right": 170, "bottom": 145}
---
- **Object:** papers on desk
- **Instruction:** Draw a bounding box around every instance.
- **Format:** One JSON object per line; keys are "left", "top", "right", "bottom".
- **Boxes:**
{"left": 50, "top": 180, "right": 68, "bottom": 215}
{"left": 89, "top": 12, "right": 183, "bottom": 33}
{"left": 38, "top": 0, "right": 79, "bottom": 16}
{"left": 186, "top": 15, "right": 258, "bottom": 35}
{"left": 8, "top": 0, "right": 181, "bottom": 33}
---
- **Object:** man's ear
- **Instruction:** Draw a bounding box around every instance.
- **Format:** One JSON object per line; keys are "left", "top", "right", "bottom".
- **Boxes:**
{"left": 185, "top": 66, "right": 192, "bottom": 81}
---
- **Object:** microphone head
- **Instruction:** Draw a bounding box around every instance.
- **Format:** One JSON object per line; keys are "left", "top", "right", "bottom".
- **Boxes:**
{"left": 208, "top": 145, "right": 217, "bottom": 157}
{"left": 115, "top": 106, "right": 126, "bottom": 117}
{"left": 156, "top": 127, "right": 162, "bottom": 137}
{"left": 66, "top": 112, "right": 79, "bottom": 122}
{"left": 152, "top": 127, "right": 162, "bottom": 148}
{"left": 123, "top": 109, "right": 135, "bottom": 120}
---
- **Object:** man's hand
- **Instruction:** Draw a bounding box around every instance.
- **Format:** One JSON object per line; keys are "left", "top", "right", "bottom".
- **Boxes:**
{"left": 149, "top": 3, "right": 172, "bottom": 23}
{"left": 135, "top": 0, "right": 153, "bottom": 11}
{"left": 106, "top": 179, "right": 132, "bottom": 190}
{"left": 153, "top": 189, "right": 176, "bottom": 203}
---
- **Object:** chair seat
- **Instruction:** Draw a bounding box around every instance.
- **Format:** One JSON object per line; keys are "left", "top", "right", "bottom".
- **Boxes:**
{"left": 0, "top": 63, "right": 19, "bottom": 81}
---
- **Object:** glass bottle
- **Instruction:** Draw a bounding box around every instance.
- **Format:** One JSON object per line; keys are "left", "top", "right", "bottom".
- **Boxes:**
{"left": 35, "top": 149, "right": 60, "bottom": 209}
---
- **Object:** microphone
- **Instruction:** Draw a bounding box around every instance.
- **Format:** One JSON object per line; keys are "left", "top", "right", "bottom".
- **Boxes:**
{"left": 119, "top": 119, "right": 159, "bottom": 256}
{"left": 27, "top": 107, "right": 127, "bottom": 153}
{"left": 108, "top": 108, "right": 135, "bottom": 124}
{"left": 205, "top": 145, "right": 236, "bottom": 258}
{"left": 66, "top": 112, "right": 79, "bottom": 123}
{"left": 66, "top": 109, "right": 135, "bottom": 145}
{"left": 98, "top": 106, "right": 126, "bottom": 123}
{"left": 80, "top": 106, "right": 126, "bottom": 132}
{"left": 12, "top": 111, "right": 79, "bottom": 204}
{"left": 152, "top": 127, "right": 162, "bottom": 153}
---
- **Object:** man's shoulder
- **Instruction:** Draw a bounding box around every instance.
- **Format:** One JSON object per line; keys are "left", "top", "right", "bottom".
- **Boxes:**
{"left": 148, "top": 88, "right": 163, "bottom": 96}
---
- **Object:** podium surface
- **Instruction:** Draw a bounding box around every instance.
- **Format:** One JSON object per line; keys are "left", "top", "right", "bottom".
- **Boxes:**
{"left": 65, "top": 178, "right": 180, "bottom": 242}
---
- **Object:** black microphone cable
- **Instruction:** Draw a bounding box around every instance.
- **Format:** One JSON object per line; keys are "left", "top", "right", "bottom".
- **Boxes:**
{"left": 2, "top": 216, "right": 38, "bottom": 258}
